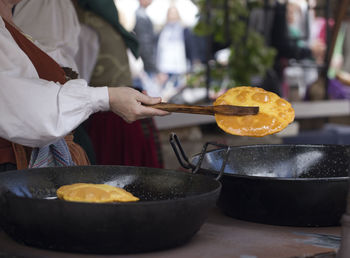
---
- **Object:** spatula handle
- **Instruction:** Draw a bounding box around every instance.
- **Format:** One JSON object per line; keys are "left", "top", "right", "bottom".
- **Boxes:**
{"left": 146, "top": 103, "right": 259, "bottom": 116}
{"left": 147, "top": 103, "right": 215, "bottom": 115}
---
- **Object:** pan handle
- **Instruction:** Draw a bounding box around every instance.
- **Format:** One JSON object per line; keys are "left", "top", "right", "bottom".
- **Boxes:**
{"left": 217, "top": 146, "right": 231, "bottom": 181}
{"left": 169, "top": 133, "right": 230, "bottom": 181}
{"left": 192, "top": 142, "right": 231, "bottom": 181}
{"left": 169, "top": 133, "right": 191, "bottom": 169}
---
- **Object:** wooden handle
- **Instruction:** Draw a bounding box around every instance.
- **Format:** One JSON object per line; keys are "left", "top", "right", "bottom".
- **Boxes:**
{"left": 146, "top": 103, "right": 259, "bottom": 116}
{"left": 147, "top": 103, "right": 216, "bottom": 115}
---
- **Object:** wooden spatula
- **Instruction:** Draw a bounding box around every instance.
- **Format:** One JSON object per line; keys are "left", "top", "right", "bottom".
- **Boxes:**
{"left": 146, "top": 103, "right": 259, "bottom": 116}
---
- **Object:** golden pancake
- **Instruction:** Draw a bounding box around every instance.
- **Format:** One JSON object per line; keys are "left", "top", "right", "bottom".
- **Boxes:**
{"left": 57, "top": 183, "right": 139, "bottom": 203}
{"left": 214, "top": 86, "right": 295, "bottom": 137}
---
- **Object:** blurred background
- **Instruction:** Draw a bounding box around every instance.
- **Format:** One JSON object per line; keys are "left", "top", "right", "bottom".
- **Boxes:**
{"left": 112, "top": 0, "right": 350, "bottom": 169}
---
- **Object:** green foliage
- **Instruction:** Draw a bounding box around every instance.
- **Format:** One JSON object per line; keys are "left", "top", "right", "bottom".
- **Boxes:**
{"left": 193, "top": 0, "right": 276, "bottom": 86}
{"left": 229, "top": 30, "right": 277, "bottom": 85}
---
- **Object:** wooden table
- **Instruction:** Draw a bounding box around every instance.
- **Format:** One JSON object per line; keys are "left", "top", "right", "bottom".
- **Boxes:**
{"left": 0, "top": 208, "right": 340, "bottom": 258}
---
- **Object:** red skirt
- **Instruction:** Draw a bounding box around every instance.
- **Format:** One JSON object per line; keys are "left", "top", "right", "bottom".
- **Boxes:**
{"left": 87, "top": 112, "right": 163, "bottom": 168}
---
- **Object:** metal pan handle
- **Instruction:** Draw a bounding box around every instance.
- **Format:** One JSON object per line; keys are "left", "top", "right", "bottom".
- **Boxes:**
{"left": 192, "top": 141, "right": 231, "bottom": 181}
{"left": 169, "top": 133, "right": 191, "bottom": 169}
{"left": 169, "top": 133, "right": 230, "bottom": 181}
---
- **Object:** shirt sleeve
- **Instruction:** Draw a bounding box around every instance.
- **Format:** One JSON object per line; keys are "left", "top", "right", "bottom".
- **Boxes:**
{"left": 0, "top": 18, "right": 109, "bottom": 148}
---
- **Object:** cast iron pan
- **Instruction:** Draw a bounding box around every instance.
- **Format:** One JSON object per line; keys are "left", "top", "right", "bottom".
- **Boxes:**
{"left": 170, "top": 134, "right": 350, "bottom": 227}
{"left": 0, "top": 165, "right": 221, "bottom": 254}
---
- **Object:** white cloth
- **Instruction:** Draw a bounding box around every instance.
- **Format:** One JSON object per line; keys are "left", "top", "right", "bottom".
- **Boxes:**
{"left": 0, "top": 18, "right": 109, "bottom": 148}
{"left": 13, "top": 0, "right": 81, "bottom": 72}
{"left": 156, "top": 22, "right": 187, "bottom": 74}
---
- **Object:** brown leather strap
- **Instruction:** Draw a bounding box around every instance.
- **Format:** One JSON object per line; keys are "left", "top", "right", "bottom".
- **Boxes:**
{"left": 0, "top": 138, "right": 31, "bottom": 169}
{"left": 3, "top": 18, "right": 66, "bottom": 84}
{"left": 0, "top": 138, "right": 16, "bottom": 164}
{"left": 64, "top": 134, "right": 90, "bottom": 166}
{"left": 11, "top": 143, "right": 29, "bottom": 170}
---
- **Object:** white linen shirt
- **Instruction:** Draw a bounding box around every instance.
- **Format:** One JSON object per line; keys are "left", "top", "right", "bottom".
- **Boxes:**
{"left": 0, "top": 18, "right": 109, "bottom": 148}
{"left": 13, "top": 0, "right": 81, "bottom": 72}
{"left": 13, "top": 0, "right": 100, "bottom": 83}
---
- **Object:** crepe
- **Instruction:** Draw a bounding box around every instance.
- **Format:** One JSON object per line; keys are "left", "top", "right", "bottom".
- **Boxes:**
{"left": 57, "top": 183, "right": 139, "bottom": 203}
{"left": 214, "top": 86, "right": 295, "bottom": 137}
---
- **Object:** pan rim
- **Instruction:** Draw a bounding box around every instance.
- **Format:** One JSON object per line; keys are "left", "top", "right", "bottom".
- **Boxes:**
{"left": 190, "top": 144, "right": 350, "bottom": 181}
{"left": 191, "top": 143, "right": 350, "bottom": 152}
{"left": 0, "top": 165, "right": 222, "bottom": 206}
{"left": 4, "top": 185, "right": 222, "bottom": 207}
{"left": 205, "top": 171, "right": 349, "bottom": 181}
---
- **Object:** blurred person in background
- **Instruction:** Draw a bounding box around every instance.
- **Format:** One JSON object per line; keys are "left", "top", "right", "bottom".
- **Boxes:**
{"left": 156, "top": 5, "right": 189, "bottom": 95}
{"left": 133, "top": 0, "right": 167, "bottom": 96}
{"left": 134, "top": 0, "right": 158, "bottom": 77}
{"left": 286, "top": 0, "right": 326, "bottom": 65}
{"left": 270, "top": 0, "right": 326, "bottom": 99}
{"left": 75, "top": 0, "right": 165, "bottom": 168}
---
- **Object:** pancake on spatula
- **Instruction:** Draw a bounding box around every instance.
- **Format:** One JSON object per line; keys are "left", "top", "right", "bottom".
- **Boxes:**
{"left": 57, "top": 183, "right": 139, "bottom": 203}
{"left": 214, "top": 86, "right": 295, "bottom": 137}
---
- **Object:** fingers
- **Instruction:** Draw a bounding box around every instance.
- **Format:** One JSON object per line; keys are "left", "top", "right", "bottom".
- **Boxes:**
{"left": 135, "top": 92, "right": 170, "bottom": 117}
{"left": 122, "top": 106, "right": 169, "bottom": 123}
{"left": 138, "top": 105, "right": 170, "bottom": 118}
{"left": 136, "top": 91, "right": 162, "bottom": 105}
{"left": 108, "top": 86, "right": 170, "bottom": 123}
{"left": 134, "top": 90, "right": 169, "bottom": 116}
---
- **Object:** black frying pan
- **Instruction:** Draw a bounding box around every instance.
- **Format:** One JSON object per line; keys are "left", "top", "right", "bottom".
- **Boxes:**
{"left": 170, "top": 133, "right": 350, "bottom": 227}
{"left": 0, "top": 165, "right": 221, "bottom": 254}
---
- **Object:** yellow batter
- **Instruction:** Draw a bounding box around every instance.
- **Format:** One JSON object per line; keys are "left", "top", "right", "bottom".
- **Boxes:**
{"left": 57, "top": 183, "right": 139, "bottom": 203}
{"left": 214, "top": 86, "right": 295, "bottom": 137}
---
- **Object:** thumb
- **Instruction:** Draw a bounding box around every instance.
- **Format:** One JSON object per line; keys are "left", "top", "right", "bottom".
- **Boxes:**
{"left": 137, "top": 93, "right": 162, "bottom": 105}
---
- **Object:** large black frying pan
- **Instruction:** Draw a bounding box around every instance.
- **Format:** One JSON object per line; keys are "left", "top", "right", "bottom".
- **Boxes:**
{"left": 170, "top": 134, "right": 350, "bottom": 227}
{"left": 0, "top": 165, "right": 221, "bottom": 254}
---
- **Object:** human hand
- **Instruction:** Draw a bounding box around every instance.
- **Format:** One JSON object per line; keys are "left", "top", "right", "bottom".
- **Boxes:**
{"left": 108, "top": 87, "right": 169, "bottom": 123}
